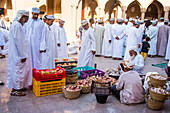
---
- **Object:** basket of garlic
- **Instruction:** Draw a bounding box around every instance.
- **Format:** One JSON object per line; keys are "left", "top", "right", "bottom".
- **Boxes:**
{"left": 76, "top": 80, "right": 91, "bottom": 94}
{"left": 149, "top": 87, "right": 169, "bottom": 102}
{"left": 148, "top": 74, "right": 167, "bottom": 87}
{"left": 146, "top": 95, "right": 164, "bottom": 110}
{"left": 62, "top": 85, "right": 82, "bottom": 99}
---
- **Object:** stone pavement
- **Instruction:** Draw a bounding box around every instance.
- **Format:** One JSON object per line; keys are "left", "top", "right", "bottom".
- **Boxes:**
{"left": 0, "top": 55, "right": 170, "bottom": 113}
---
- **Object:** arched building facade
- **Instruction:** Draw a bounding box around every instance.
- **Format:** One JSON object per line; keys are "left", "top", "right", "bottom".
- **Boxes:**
{"left": 2, "top": 0, "right": 170, "bottom": 42}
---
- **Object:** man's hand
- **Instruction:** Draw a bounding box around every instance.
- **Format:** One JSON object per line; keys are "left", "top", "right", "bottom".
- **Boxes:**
{"left": 79, "top": 47, "right": 81, "bottom": 50}
{"left": 109, "top": 40, "right": 111, "bottom": 43}
{"left": 21, "top": 58, "right": 26, "bottom": 63}
{"left": 92, "top": 51, "right": 96, "bottom": 55}
{"left": 40, "top": 50, "right": 46, "bottom": 53}
{"left": 0, "top": 46, "right": 4, "bottom": 50}
{"left": 138, "top": 43, "right": 142, "bottom": 48}
{"left": 57, "top": 43, "right": 61, "bottom": 47}
{"left": 117, "top": 66, "right": 121, "bottom": 70}
{"left": 116, "top": 36, "right": 119, "bottom": 40}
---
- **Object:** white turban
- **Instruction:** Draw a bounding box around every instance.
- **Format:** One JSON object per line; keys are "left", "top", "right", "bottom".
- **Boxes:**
{"left": 118, "top": 18, "right": 123, "bottom": 23}
{"left": 98, "top": 19, "right": 103, "bottom": 24}
{"left": 129, "top": 46, "right": 138, "bottom": 53}
{"left": 59, "top": 20, "right": 65, "bottom": 24}
{"left": 124, "top": 19, "right": 128, "bottom": 22}
{"left": 164, "top": 19, "right": 169, "bottom": 23}
{"left": 46, "top": 15, "right": 55, "bottom": 20}
{"left": 155, "top": 19, "right": 158, "bottom": 22}
{"left": 152, "top": 21, "right": 157, "bottom": 25}
{"left": 81, "top": 19, "right": 88, "bottom": 26}
{"left": 124, "top": 60, "right": 135, "bottom": 69}
{"left": 32, "top": 7, "right": 40, "bottom": 13}
{"left": 129, "top": 18, "right": 133, "bottom": 21}
{"left": 14, "top": 10, "right": 29, "bottom": 21}
{"left": 110, "top": 18, "right": 114, "bottom": 21}
{"left": 139, "top": 20, "right": 144, "bottom": 24}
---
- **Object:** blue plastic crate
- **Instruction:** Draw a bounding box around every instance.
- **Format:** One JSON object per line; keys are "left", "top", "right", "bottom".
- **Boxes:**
{"left": 73, "top": 66, "right": 95, "bottom": 78}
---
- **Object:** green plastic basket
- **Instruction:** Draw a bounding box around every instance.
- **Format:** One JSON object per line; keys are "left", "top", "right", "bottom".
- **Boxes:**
{"left": 73, "top": 66, "right": 95, "bottom": 78}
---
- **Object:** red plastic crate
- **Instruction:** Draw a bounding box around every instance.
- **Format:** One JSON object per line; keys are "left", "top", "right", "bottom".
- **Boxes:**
{"left": 33, "top": 67, "right": 66, "bottom": 82}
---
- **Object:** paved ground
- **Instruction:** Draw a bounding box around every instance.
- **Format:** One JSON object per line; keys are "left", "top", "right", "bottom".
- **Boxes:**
{"left": 0, "top": 54, "right": 170, "bottom": 113}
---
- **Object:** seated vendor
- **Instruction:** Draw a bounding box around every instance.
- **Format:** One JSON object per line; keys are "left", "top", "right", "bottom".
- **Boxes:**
{"left": 128, "top": 46, "right": 144, "bottom": 75}
{"left": 112, "top": 60, "right": 144, "bottom": 104}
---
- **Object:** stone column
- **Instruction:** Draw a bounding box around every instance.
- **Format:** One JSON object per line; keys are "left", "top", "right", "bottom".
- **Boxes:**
{"left": 115, "top": 6, "right": 118, "bottom": 19}
{"left": 105, "top": 12, "right": 109, "bottom": 19}
{"left": 53, "top": 0, "right": 57, "bottom": 14}
{"left": 158, "top": 11, "right": 162, "bottom": 20}
{"left": 121, "top": 6, "right": 127, "bottom": 19}
{"left": 164, "top": 6, "right": 169, "bottom": 20}
{"left": 141, "top": 8, "right": 146, "bottom": 20}
{"left": 99, "top": 7, "right": 105, "bottom": 17}
{"left": 71, "top": 5, "right": 77, "bottom": 36}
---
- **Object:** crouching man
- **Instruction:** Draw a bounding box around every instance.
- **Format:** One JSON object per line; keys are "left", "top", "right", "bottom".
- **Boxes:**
{"left": 112, "top": 60, "right": 144, "bottom": 104}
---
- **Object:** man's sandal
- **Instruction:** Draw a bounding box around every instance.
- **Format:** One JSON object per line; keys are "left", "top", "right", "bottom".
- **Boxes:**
{"left": 20, "top": 88, "right": 27, "bottom": 91}
{"left": 10, "top": 91, "right": 26, "bottom": 96}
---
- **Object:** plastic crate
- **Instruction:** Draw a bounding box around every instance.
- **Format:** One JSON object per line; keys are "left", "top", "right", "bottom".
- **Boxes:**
{"left": 33, "top": 67, "right": 66, "bottom": 82}
{"left": 33, "top": 77, "right": 66, "bottom": 97}
{"left": 73, "top": 66, "right": 95, "bottom": 78}
{"left": 55, "top": 62, "right": 77, "bottom": 69}
{"left": 80, "top": 69, "right": 105, "bottom": 79}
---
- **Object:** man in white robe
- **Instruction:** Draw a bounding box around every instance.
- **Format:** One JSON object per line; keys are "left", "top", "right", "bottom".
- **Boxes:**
{"left": 24, "top": 7, "right": 46, "bottom": 69}
{"left": 112, "top": 19, "right": 125, "bottom": 60}
{"left": 42, "top": 15, "right": 55, "bottom": 69}
{"left": 57, "top": 20, "right": 68, "bottom": 58}
{"left": 0, "top": 28, "right": 5, "bottom": 85}
{"left": 6, "top": 10, "right": 32, "bottom": 96}
{"left": 124, "top": 22, "right": 141, "bottom": 60}
{"left": 77, "top": 19, "right": 96, "bottom": 67}
{"left": 157, "top": 17, "right": 164, "bottom": 28}
{"left": 122, "top": 19, "right": 129, "bottom": 56}
{"left": 0, "top": 28, "right": 9, "bottom": 59}
{"left": 165, "top": 30, "right": 170, "bottom": 60}
{"left": 94, "top": 19, "right": 105, "bottom": 56}
{"left": 102, "top": 18, "right": 114, "bottom": 57}
{"left": 128, "top": 46, "right": 144, "bottom": 75}
{"left": 51, "top": 21, "right": 59, "bottom": 58}
{"left": 114, "top": 60, "right": 144, "bottom": 104}
{"left": 148, "top": 21, "right": 158, "bottom": 57}
{"left": 157, "top": 19, "right": 170, "bottom": 57}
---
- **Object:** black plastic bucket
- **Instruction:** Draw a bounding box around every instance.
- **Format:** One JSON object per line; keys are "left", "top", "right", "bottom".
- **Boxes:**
{"left": 95, "top": 94, "right": 108, "bottom": 104}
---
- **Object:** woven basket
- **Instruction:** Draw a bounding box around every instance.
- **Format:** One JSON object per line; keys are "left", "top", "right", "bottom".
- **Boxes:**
{"left": 81, "top": 86, "right": 91, "bottom": 94}
{"left": 148, "top": 74, "right": 167, "bottom": 87}
{"left": 66, "top": 73, "right": 78, "bottom": 84}
{"left": 62, "top": 85, "right": 82, "bottom": 99}
{"left": 149, "top": 88, "right": 168, "bottom": 102}
{"left": 147, "top": 98, "right": 164, "bottom": 110}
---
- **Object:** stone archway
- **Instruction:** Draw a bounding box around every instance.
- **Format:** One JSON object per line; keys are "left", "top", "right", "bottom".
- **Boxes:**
{"left": 126, "top": 0, "right": 141, "bottom": 19}
{"left": 104, "top": 0, "right": 122, "bottom": 19}
{"left": 145, "top": 0, "right": 164, "bottom": 20}
{"left": 82, "top": 0, "right": 99, "bottom": 19}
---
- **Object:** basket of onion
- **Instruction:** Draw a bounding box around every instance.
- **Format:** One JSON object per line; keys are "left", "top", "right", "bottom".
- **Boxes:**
{"left": 62, "top": 85, "right": 82, "bottom": 99}
{"left": 147, "top": 74, "right": 167, "bottom": 87}
{"left": 149, "top": 87, "right": 169, "bottom": 102}
{"left": 146, "top": 95, "right": 165, "bottom": 110}
{"left": 77, "top": 80, "right": 91, "bottom": 94}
